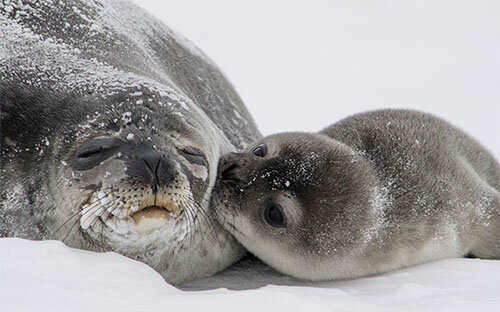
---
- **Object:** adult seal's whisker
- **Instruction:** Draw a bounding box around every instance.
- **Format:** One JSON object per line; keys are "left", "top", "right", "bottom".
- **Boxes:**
{"left": 50, "top": 210, "right": 81, "bottom": 239}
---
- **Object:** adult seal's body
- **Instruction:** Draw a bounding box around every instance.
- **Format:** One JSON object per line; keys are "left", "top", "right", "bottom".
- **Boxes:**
{"left": 214, "top": 109, "right": 500, "bottom": 281}
{"left": 0, "top": 0, "right": 260, "bottom": 284}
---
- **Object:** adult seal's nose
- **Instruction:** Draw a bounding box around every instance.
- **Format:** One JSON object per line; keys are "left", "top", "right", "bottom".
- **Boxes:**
{"left": 125, "top": 146, "right": 176, "bottom": 193}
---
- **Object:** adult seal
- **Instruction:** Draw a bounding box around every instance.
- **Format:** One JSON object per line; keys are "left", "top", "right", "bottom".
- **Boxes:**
{"left": 214, "top": 109, "right": 500, "bottom": 281}
{"left": 0, "top": 0, "right": 260, "bottom": 284}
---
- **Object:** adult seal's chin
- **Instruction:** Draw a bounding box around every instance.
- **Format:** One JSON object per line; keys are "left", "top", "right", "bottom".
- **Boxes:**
{"left": 0, "top": 0, "right": 258, "bottom": 285}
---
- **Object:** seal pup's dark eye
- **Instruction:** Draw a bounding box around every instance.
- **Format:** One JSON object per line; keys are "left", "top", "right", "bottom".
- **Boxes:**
{"left": 252, "top": 144, "right": 267, "bottom": 157}
{"left": 71, "top": 138, "right": 122, "bottom": 171}
{"left": 179, "top": 146, "right": 206, "bottom": 166}
{"left": 264, "top": 203, "right": 286, "bottom": 228}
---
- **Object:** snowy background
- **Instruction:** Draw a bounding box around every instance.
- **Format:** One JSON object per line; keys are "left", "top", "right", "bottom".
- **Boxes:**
{"left": 2, "top": 0, "right": 499, "bottom": 311}
{"left": 134, "top": 0, "right": 500, "bottom": 160}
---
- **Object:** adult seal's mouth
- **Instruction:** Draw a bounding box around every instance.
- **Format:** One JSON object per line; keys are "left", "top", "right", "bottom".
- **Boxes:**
{"left": 0, "top": 0, "right": 261, "bottom": 285}
{"left": 130, "top": 205, "right": 181, "bottom": 234}
{"left": 80, "top": 191, "right": 183, "bottom": 235}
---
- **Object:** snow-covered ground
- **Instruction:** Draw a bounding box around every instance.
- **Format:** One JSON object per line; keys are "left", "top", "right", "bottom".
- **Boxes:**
{"left": 2, "top": 1, "right": 499, "bottom": 311}
{"left": 1, "top": 238, "right": 499, "bottom": 311}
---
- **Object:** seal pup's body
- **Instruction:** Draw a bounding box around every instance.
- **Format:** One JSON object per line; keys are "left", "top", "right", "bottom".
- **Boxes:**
{"left": 214, "top": 109, "right": 500, "bottom": 281}
{"left": 0, "top": 0, "right": 260, "bottom": 284}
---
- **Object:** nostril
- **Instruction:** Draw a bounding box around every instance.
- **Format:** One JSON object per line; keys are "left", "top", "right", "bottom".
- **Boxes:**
{"left": 143, "top": 158, "right": 157, "bottom": 176}
{"left": 142, "top": 157, "right": 161, "bottom": 194}
{"left": 220, "top": 163, "right": 240, "bottom": 182}
{"left": 155, "top": 155, "right": 176, "bottom": 187}
{"left": 222, "top": 163, "right": 238, "bottom": 176}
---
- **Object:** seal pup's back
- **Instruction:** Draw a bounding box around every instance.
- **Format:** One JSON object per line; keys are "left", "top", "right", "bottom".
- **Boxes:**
{"left": 213, "top": 109, "right": 500, "bottom": 281}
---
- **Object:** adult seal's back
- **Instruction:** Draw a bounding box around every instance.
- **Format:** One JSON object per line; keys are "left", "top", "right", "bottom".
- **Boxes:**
{"left": 214, "top": 109, "right": 500, "bottom": 281}
{"left": 0, "top": 0, "right": 260, "bottom": 284}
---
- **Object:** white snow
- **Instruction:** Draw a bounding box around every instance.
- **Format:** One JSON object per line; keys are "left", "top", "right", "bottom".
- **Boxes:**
{"left": 130, "top": 91, "right": 143, "bottom": 97}
{"left": 1, "top": 238, "right": 499, "bottom": 311}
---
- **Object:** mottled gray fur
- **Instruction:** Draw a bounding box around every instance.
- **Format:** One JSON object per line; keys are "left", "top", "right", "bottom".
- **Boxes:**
{"left": 214, "top": 109, "right": 500, "bottom": 281}
{"left": 0, "top": 0, "right": 261, "bottom": 284}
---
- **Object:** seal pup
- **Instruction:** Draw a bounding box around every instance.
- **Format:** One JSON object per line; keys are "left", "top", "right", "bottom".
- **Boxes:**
{"left": 0, "top": 0, "right": 260, "bottom": 284}
{"left": 214, "top": 109, "right": 500, "bottom": 281}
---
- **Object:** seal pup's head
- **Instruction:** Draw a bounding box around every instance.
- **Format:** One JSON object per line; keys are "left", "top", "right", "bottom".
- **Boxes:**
{"left": 213, "top": 132, "right": 386, "bottom": 281}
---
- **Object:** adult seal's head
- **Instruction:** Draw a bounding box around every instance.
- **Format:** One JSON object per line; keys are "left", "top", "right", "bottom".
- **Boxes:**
{"left": 0, "top": 0, "right": 260, "bottom": 284}
{"left": 213, "top": 109, "right": 500, "bottom": 281}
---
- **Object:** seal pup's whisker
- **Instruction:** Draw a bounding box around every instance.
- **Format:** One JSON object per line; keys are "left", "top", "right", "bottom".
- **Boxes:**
{"left": 217, "top": 213, "right": 245, "bottom": 238}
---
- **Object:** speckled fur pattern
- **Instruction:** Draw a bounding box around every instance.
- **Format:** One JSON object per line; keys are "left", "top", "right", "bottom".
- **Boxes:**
{"left": 213, "top": 109, "right": 500, "bottom": 281}
{"left": 0, "top": 0, "right": 261, "bottom": 284}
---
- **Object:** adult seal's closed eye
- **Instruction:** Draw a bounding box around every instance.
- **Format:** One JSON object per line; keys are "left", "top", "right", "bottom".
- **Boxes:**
{"left": 213, "top": 109, "right": 500, "bottom": 281}
{"left": 0, "top": 0, "right": 260, "bottom": 284}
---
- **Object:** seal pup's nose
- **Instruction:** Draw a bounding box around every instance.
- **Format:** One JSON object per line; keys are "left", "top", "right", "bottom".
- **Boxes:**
{"left": 218, "top": 153, "right": 243, "bottom": 184}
